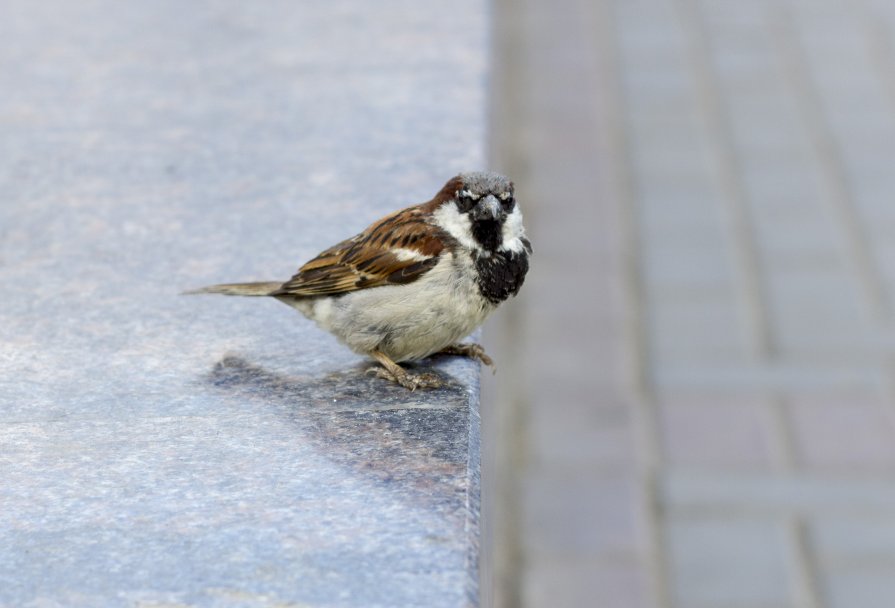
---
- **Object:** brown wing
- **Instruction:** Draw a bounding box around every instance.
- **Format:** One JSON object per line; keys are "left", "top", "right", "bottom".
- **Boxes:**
{"left": 271, "top": 206, "right": 448, "bottom": 298}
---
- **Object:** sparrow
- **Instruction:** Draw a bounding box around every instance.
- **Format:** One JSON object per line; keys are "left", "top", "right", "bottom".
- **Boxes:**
{"left": 186, "top": 171, "right": 531, "bottom": 390}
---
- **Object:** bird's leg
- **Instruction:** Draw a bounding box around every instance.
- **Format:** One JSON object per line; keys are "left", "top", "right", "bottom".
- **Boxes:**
{"left": 369, "top": 350, "right": 444, "bottom": 390}
{"left": 437, "top": 343, "right": 496, "bottom": 371}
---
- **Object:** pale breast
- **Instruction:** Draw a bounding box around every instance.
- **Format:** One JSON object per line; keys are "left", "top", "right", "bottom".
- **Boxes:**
{"left": 283, "top": 252, "right": 495, "bottom": 362}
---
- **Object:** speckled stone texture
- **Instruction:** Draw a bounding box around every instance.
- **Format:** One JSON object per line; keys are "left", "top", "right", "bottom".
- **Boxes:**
{"left": 0, "top": 1, "right": 486, "bottom": 606}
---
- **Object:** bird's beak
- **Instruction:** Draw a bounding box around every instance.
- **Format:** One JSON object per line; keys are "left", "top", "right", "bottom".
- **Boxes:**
{"left": 473, "top": 195, "right": 504, "bottom": 222}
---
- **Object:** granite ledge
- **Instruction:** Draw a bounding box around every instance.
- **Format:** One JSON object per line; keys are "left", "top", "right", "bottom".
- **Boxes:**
{"left": 0, "top": 0, "right": 488, "bottom": 606}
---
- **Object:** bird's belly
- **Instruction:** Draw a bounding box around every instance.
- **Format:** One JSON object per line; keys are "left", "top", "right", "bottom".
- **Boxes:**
{"left": 299, "top": 255, "right": 493, "bottom": 361}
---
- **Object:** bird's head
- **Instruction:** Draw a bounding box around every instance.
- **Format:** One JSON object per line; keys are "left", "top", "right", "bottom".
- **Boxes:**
{"left": 431, "top": 171, "right": 527, "bottom": 255}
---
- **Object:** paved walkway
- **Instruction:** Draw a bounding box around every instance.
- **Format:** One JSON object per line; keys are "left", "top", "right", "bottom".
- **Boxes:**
{"left": 487, "top": 0, "right": 895, "bottom": 606}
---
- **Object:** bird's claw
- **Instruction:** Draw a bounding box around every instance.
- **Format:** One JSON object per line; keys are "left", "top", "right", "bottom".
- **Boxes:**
{"left": 368, "top": 366, "right": 445, "bottom": 391}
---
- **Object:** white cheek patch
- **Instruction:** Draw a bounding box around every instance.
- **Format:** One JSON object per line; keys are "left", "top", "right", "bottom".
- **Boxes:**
{"left": 500, "top": 207, "right": 528, "bottom": 253}
{"left": 432, "top": 203, "right": 479, "bottom": 251}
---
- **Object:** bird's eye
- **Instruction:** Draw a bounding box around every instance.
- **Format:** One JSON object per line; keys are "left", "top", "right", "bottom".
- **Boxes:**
{"left": 501, "top": 196, "right": 515, "bottom": 212}
{"left": 457, "top": 194, "right": 476, "bottom": 213}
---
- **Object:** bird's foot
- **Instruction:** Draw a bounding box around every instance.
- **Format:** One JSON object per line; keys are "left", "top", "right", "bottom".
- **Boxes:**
{"left": 438, "top": 342, "right": 496, "bottom": 372}
{"left": 368, "top": 349, "right": 445, "bottom": 390}
{"left": 367, "top": 366, "right": 444, "bottom": 391}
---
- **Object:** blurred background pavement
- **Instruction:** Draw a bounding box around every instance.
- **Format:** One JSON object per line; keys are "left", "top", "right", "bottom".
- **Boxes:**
{"left": 484, "top": 0, "right": 895, "bottom": 606}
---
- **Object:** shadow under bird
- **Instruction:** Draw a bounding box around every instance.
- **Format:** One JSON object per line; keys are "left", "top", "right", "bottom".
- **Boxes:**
{"left": 186, "top": 171, "right": 531, "bottom": 390}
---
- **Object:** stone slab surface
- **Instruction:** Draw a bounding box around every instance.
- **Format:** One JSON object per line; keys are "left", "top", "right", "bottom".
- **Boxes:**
{"left": 0, "top": 1, "right": 487, "bottom": 606}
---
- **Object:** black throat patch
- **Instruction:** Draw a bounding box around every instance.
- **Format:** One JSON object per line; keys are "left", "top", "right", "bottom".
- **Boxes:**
{"left": 474, "top": 247, "right": 530, "bottom": 305}
{"left": 471, "top": 220, "right": 503, "bottom": 252}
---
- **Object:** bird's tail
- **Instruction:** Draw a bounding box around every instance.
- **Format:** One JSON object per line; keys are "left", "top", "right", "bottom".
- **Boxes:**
{"left": 182, "top": 281, "right": 282, "bottom": 296}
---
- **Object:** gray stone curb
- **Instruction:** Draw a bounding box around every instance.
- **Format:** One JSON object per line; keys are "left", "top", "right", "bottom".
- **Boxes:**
{"left": 0, "top": 2, "right": 488, "bottom": 606}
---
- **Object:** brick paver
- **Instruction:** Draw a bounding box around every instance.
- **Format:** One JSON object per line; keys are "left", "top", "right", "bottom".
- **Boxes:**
{"left": 489, "top": 0, "right": 895, "bottom": 606}
{"left": 666, "top": 517, "right": 800, "bottom": 607}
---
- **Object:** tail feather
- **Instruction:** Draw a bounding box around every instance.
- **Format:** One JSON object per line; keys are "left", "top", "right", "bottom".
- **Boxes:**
{"left": 182, "top": 281, "right": 282, "bottom": 297}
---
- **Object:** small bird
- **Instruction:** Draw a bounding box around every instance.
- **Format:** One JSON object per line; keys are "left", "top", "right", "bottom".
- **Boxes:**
{"left": 186, "top": 171, "right": 531, "bottom": 390}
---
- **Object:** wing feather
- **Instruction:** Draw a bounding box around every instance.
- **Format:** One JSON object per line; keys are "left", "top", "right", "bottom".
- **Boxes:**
{"left": 271, "top": 206, "right": 447, "bottom": 298}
